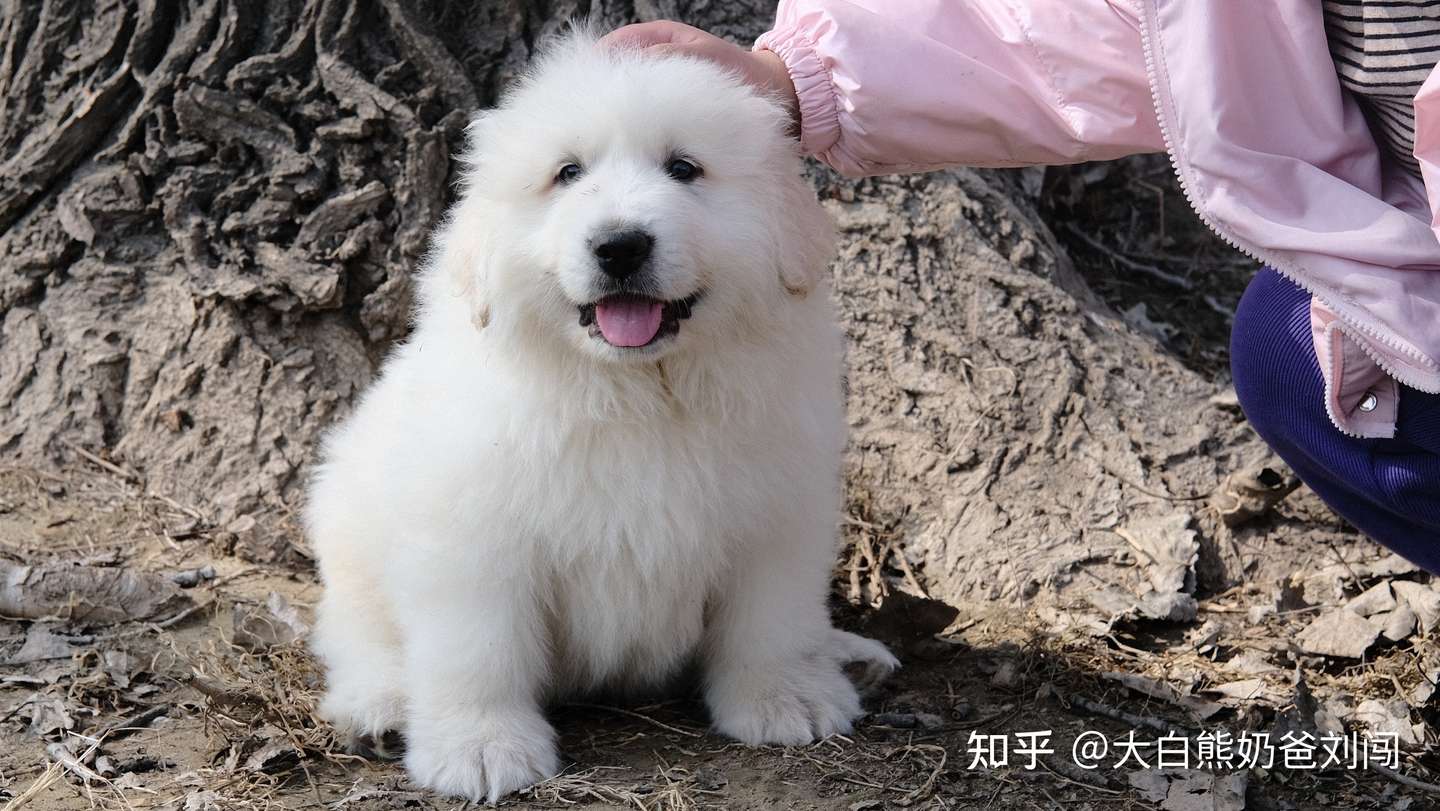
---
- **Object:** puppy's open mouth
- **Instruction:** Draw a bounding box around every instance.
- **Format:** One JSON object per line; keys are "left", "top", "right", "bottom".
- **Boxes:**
{"left": 577, "top": 292, "right": 701, "bottom": 348}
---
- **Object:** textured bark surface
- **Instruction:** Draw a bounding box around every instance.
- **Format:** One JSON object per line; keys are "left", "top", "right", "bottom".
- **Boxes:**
{"left": 0, "top": 0, "right": 775, "bottom": 523}
{"left": 0, "top": 1, "right": 1336, "bottom": 607}
{"left": 822, "top": 168, "right": 1274, "bottom": 609}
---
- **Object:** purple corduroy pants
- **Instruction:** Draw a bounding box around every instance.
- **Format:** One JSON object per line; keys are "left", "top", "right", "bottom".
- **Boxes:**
{"left": 1230, "top": 269, "right": 1440, "bottom": 569}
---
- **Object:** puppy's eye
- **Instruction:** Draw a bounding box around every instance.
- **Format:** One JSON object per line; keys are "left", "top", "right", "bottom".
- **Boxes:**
{"left": 666, "top": 158, "right": 701, "bottom": 183}
{"left": 555, "top": 163, "right": 582, "bottom": 185}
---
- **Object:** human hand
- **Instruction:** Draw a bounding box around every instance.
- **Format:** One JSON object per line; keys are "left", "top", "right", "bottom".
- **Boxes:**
{"left": 600, "top": 21, "right": 799, "bottom": 128}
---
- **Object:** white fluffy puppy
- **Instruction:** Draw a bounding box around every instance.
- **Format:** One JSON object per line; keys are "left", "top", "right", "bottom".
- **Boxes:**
{"left": 306, "top": 28, "right": 897, "bottom": 804}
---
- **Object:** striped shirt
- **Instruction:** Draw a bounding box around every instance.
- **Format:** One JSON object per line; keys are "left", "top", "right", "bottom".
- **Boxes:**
{"left": 1323, "top": 0, "right": 1440, "bottom": 176}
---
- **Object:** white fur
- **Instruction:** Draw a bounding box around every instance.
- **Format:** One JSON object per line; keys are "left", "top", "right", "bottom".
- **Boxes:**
{"left": 306, "top": 28, "right": 897, "bottom": 804}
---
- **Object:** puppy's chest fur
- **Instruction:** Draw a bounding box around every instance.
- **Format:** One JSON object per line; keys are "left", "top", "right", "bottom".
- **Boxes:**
{"left": 524, "top": 416, "right": 772, "bottom": 695}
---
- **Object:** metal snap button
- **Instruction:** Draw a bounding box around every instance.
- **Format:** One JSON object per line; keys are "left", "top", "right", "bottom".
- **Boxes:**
{"left": 1357, "top": 392, "right": 1378, "bottom": 413}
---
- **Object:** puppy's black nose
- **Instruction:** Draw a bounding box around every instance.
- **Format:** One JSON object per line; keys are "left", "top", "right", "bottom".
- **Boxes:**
{"left": 592, "top": 229, "right": 653, "bottom": 279}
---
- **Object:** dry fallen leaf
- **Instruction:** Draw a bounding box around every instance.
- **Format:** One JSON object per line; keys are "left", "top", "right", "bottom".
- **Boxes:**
{"left": 1119, "top": 513, "right": 1199, "bottom": 595}
{"left": 1103, "top": 672, "right": 1223, "bottom": 721}
{"left": 1346, "top": 581, "right": 1395, "bottom": 617}
{"left": 6, "top": 624, "right": 75, "bottom": 664}
{"left": 183, "top": 790, "right": 223, "bottom": 811}
{"left": 1350, "top": 699, "right": 1422, "bottom": 747}
{"left": 1376, "top": 603, "right": 1417, "bottom": 642}
{"left": 1392, "top": 581, "right": 1440, "bottom": 633}
{"left": 1296, "top": 609, "right": 1380, "bottom": 658}
{"left": 232, "top": 592, "right": 311, "bottom": 652}
{"left": 1088, "top": 587, "right": 1198, "bottom": 623}
{"left": 1203, "top": 678, "right": 1287, "bottom": 707}
{"left": 0, "top": 562, "right": 193, "bottom": 625}
{"left": 23, "top": 694, "right": 75, "bottom": 737}
{"left": 1409, "top": 665, "right": 1440, "bottom": 706}
{"left": 1221, "top": 650, "right": 1281, "bottom": 677}
{"left": 1211, "top": 464, "right": 1298, "bottom": 527}
{"left": 1128, "top": 769, "right": 1247, "bottom": 811}
{"left": 243, "top": 737, "right": 301, "bottom": 773}
{"left": 102, "top": 649, "right": 135, "bottom": 688}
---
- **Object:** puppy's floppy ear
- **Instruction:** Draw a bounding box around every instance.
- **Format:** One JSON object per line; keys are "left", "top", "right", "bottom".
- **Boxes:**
{"left": 433, "top": 213, "right": 492, "bottom": 330}
{"left": 774, "top": 177, "right": 837, "bottom": 297}
{"left": 432, "top": 112, "right": 496, "bottom": 330}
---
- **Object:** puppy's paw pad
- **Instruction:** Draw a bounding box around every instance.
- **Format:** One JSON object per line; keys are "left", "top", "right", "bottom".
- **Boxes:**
{"left": 711, "top": 664, "right": 861, "bottom": 747}
{"left": 404, "top": 718, "right": 560, "bottom": 803}
{"left": 349, "top": 730, "right": 405, "bottom": 760}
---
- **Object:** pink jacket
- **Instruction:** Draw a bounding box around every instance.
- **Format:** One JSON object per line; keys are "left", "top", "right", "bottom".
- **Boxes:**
{"left": 757, "top": 0, "right": 1440, "bottom": 439}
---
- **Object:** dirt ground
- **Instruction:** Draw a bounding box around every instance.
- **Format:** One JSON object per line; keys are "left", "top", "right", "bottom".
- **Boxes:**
{"left": 4, "top": 2, "right": 1438, "bottom": 808}
{"left": 2, "top": 461, "right": 1439, "bottom": 811}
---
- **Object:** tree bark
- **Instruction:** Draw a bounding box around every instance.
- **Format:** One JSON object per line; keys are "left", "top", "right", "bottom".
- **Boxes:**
{"left": 0, "top": 1, "right": 1270, "bottom": 606}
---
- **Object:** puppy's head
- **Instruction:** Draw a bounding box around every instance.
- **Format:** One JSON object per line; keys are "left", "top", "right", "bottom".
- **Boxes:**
{"left": 430, "top": 26, "right": 834, "bottom": 364}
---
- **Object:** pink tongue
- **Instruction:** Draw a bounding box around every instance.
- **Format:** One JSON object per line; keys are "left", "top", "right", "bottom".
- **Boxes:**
{"left": 595, "top": 297, "right": 664, "bottom": 347}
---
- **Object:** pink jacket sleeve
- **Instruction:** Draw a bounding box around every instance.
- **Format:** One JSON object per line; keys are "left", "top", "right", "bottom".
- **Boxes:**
{"left": 755, "top": 0, "right": 1166, "bottom": 177}
{"left": 1416, "top": 66, "right": 1440, "bottom": 237}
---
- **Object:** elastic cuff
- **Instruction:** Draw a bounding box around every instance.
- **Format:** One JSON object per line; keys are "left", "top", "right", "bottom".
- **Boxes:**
{"left": 754, "top": 26, "right": 842, "bottom": 158}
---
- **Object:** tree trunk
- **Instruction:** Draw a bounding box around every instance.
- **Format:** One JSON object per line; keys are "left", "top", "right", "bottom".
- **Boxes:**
{"left": 0, "top": 1, "right": 1286, "bottom": 607}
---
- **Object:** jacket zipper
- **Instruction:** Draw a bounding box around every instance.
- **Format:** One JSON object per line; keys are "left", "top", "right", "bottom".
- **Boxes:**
{"left": 1136, "top": 0, "right": 1440, "bottom": 422}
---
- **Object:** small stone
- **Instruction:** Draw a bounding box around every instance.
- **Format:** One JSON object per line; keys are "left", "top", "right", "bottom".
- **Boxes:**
{"left": 691, "top": 766, "right": 727, "bottom": 792}
{"left": 170, "top": 565, "right": 216, "bottom": 588}
{"left": 1207, "top": 389, "right": 1241, "bottom": 410}
{"left": 990, "top": 660, "right": 1018, "bottom": 688}
{"left": 169, "top": 564, "right": 214, "bottom": 590}
{"left": 1248, "top": 605, "right": 1276, "bottom": 624}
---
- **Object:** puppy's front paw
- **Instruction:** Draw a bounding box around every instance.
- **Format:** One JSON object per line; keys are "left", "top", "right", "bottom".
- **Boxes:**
{"left": 404, "top": 710, "right": 560, "bottom": 804}
{"left": 829, "top": 629, "right": 900, "bottom": 692}
{"left": 708, "top": 657, "right": 862, "bottom": 746}
{"left": 320, "top": 682, "right": 406, "bottom": 757}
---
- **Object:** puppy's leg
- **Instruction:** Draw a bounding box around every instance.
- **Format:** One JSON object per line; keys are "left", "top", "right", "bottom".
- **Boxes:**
{"left": 314, "top": 562, "right": 407, "bottom": 756}
{"left": 394, "top": 554, "right": 559, "bottom": 804}
{"left": 704, "top": 511, "right": 887, "bottom": 745}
